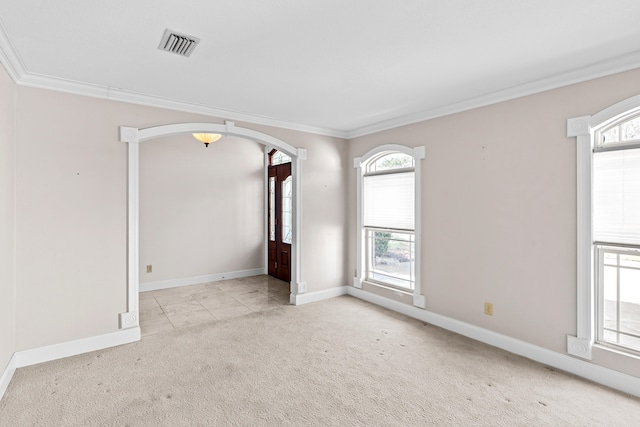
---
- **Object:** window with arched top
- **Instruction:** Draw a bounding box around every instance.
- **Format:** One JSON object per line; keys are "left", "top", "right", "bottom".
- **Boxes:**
{"left": 354, "top": 145, "right": 426, "bottom": 308}
{"left": 366, "top": 152, "right": 415, "bottom": 173}
{"left": 568, "top": 98, "right": 640, "bottom": 360}
{"left": 593, "top": 113, "right": 640, "bottom": 355}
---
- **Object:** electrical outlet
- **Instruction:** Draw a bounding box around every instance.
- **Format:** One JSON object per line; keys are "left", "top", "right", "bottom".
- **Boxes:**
{"left": 146, "top": 264, "right": 152, "bottom": 273}
{"left": 484, "top": 302, "right": 493, "bottom": 316}
{"left": 298, "top": 282, "right": 307, "bottom": 293}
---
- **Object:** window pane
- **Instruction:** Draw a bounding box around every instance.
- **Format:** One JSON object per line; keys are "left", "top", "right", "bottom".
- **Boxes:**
{"left": 603, "top": 251, "right": 618, "bottom": 266}
{"left": 619, "top": 268, "right": 640, "bottom": 337}
{"left": 364, "top": 172, "right": 414, "bottom": 230}
{"left": 593, "top": 148, "right": 640, "bottom": 244}
{"left": 282, "top": 176, "right": 292, "bottom": 244}
{"left": 598, "top": 247, "right": 640, "bottom": 353}
{"left": 603, "top": 329, "right": 618, "bottom": 343}
{"left": 603, "top": 265, "right": 618, "bottom": 331}
{"left": 621, "top": 116, "right": 640, "bottom": 142}
{"left": 619, "top": 334, "right": 640, "bottom": 350}
{"left": 271, "top": 150, "right": 291, "bottom": 166}
{"left": 602, "top": 127, "right": 620, "bottom": 144}
{"left": 599, "top": 114, "right": 640, "bottom": 146}
{"left": 367, "top": 230, "right": 414, "bottom": 290}
{"left": 269, "top": 177, "right": 275, "bottom": 241}
{"left": 367, "top": 153, "right": 414, "bottom": 173}
{"left": 620, "top": 253, "right": 640, "bottom": 269}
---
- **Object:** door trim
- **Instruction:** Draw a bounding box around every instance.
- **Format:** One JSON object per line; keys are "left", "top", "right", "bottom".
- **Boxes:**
{"left": 119, "top": 121, "right": 307, "bottom": 328}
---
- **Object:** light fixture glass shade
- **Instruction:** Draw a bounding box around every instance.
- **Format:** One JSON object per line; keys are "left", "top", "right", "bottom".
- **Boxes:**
{"left": 192, "top": 133, "right": 222, "bottom": 145}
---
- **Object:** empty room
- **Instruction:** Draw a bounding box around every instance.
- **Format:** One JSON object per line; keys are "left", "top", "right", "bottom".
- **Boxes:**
{"left": 1, "top": 1, "right": 640, "bottom": 425}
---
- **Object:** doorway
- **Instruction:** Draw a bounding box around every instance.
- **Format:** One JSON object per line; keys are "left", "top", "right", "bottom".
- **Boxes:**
{"left": 267, "top": 150, "right": 292, "bottom": 282}
{"left": 118, "top": 121, "right": 306, "bottom": 330}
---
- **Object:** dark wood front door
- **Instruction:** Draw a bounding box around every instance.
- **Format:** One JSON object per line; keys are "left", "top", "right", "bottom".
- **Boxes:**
{"left": 268, "top": 162, "right": 292, "bottom": 282}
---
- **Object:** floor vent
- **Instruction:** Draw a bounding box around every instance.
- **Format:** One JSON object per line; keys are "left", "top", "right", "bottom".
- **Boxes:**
{"left": 158, "top": 29, "right": 200, "bottom": 57}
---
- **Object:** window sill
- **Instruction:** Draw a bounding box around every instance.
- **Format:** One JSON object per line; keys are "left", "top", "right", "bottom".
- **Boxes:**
{"left": 593, "top": 342, "right": 640, "bottom": 361}
{"left": 363, "top": 279, "right": 413, "bottom": 297}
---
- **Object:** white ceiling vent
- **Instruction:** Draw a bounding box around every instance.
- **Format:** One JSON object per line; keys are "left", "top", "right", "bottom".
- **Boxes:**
{"left": 158, "top": 29, "right": 200, "bottom": 57}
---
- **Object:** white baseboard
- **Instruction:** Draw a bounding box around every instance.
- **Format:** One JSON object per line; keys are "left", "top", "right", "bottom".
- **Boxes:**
{"left": 4, "top": 285, "right": 638, "bottom": 403}
{"left": 14, "top": 327, "right": 140, "bottom": 368}
{"left": 1, "top": 327, "right": 140, "bottom": 402}
{"left": 291, "top": 286, "right": 349, "bottom": 305}
{"left": 140, "top": 268, "right": 265, "bottom": 292}
{"left": 0, "top": 353, "right": 17, "bottom": 402}
{"left": 347, "top": 286, "right": 640, "bottom": 399}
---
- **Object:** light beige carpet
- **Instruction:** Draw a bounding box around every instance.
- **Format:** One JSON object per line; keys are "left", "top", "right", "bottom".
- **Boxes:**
{"left": 1, "top": 296, "right": 639, "bottom": 426}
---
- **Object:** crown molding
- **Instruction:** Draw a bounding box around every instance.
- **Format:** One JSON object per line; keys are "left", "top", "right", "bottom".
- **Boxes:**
{"left": 0, "top": 26, "right": 347, "bottom": 139}
{"left": 14, "top": 73, "right": 349, "bottom": 139}
{"left": 106, "top": 87, "right": 348, "bottom": 139}
{"left": 0, "top": 19, "right": 24, "bottom": 81}
{"left": 346, "top": 50, "right": 640, "bottom": 139}
{"left": 2, "top": 18, "right": 640, "bottom": 141}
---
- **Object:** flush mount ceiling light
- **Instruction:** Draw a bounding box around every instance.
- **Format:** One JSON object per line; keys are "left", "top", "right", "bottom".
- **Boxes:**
{"left": 192, "top": 133, "right": 222, "bottom": 147}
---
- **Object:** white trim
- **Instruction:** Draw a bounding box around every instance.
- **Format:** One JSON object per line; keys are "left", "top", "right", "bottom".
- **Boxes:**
{"left": 291, "top": 286, "right": 349, "bottom": 305}
{"left": 591, "top": 93, "right": 640, "bottom": 128}
{"left": 292, "top": 149, "right": 306, "bottom": 293}
{"left": 0, "top": 20, "right": 24, "bottom": 81}
{"left": 109, "top": 90, "right": 347, "bottom": 138}
{"left": 346, "top": 51, "right": 640, "bottom": 139}
{"left": 139, "top": 268, "right": 265, "bottom": 292}
{"left": 120, "top": 122, "right": 305, "bottom": 321}
{"left": 353, "top": 276, "right": 363, "bottom": 289}
{"left": 127, "top": 138, "right": 139, "bottom": 318}
{"left": 4, "top": 285, "right": 638, "bottom": 402}
{"left": 346, "top": 287, "right": 640, "bottom": 398}
{"left": 3, "top": 16, "right": 640, "bottom": 140}
{"left": 566, "top": 115, "right": 595, "bottom": 359}
{"left": 14, "top": 328, "right": 140, "bottom": 368}
{"left": 0, "top": 23, "right": 345, "bottom": 139}
{"left": 354, "top": 144, "right": 426, "bottom": 308}
{"left": 263, "top": 146, "right": 270, "bottom": 276}
{"left": 412, "top": 145, "right": 425, "bottom": 309}
{"left": 0, "top": 353, "right": 17, "bottom": 402}
{"left": 119, "top": 311, "right": 139, "bottom": 329}
{"left": 567, "top": 336, "right": 593, "bottom": 360}
{"left": 354, "top": 156, "right": 364, "bottom": 289}
{"left": 567, "top": 93, "right": 640, "bottom": 359}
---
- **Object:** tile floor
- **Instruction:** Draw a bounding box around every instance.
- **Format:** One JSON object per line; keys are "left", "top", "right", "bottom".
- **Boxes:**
{"left": 139, "top": 275, "right": 291, "bottom": 336}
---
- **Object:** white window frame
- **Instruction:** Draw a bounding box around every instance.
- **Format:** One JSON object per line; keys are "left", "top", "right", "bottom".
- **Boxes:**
{"left": 567, "top": 94, "right": 640, "bottom": 359}
{"left": 354, "top": 144, "right": 426, "bottom": 308}
{"left": 595, "top": 245, "right": 640, "bottom": 355}
{"left": 365, "top": 227, "right": 416, "bottom": 291}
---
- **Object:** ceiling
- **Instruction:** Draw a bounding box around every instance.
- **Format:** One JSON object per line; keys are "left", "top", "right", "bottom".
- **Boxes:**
{"left": 2, "top": 1, "right": 640, "bottom": 138}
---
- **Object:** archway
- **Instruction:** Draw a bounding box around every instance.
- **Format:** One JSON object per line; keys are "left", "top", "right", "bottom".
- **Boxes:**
{"left": 118, "top": 121, "right": 306, "bottom": 329}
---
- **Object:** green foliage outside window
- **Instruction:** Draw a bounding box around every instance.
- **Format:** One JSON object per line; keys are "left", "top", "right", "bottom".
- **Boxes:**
{"left": 379, "top": 156, "right": 412, "bottom": 169}
{"left": 374, "top": 231, "right": 392, "bottom": 257}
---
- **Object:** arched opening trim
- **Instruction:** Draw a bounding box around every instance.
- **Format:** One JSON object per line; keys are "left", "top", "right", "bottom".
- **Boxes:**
{"left": 118, "top": 121, "right": 306, "bottom": 329}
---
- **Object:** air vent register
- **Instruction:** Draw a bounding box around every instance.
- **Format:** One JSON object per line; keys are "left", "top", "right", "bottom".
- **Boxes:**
{"left": 158, "top": 29, "right": 200, "bottom": 57}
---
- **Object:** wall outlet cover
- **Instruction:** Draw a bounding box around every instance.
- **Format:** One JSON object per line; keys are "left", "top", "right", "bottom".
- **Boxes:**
{"left": 298, "top": 282, "right": 307, "bottom": 293}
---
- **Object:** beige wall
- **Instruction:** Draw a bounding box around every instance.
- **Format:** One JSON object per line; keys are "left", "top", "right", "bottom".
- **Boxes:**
{"left": 8, "top": 59, "right": 638, "bottom": 379}
{"left": 0, "top": 64, "right": 16, "bottom": 371}
{"left": 347, "top": 68, "right": 640, "bottom": 378}
{"left": 236, "top": 125, "right": 349, "bottom": 292}
{"left": 139, "top": 134, "right": 265, "bottom": 282}
{"left": 13, "top": 86, "right": 348, "bottom": 351}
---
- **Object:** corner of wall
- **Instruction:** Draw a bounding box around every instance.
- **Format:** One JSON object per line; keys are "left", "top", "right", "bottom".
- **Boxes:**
{"left": 0, "top": 60, "right": 17, "bottom": 403}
